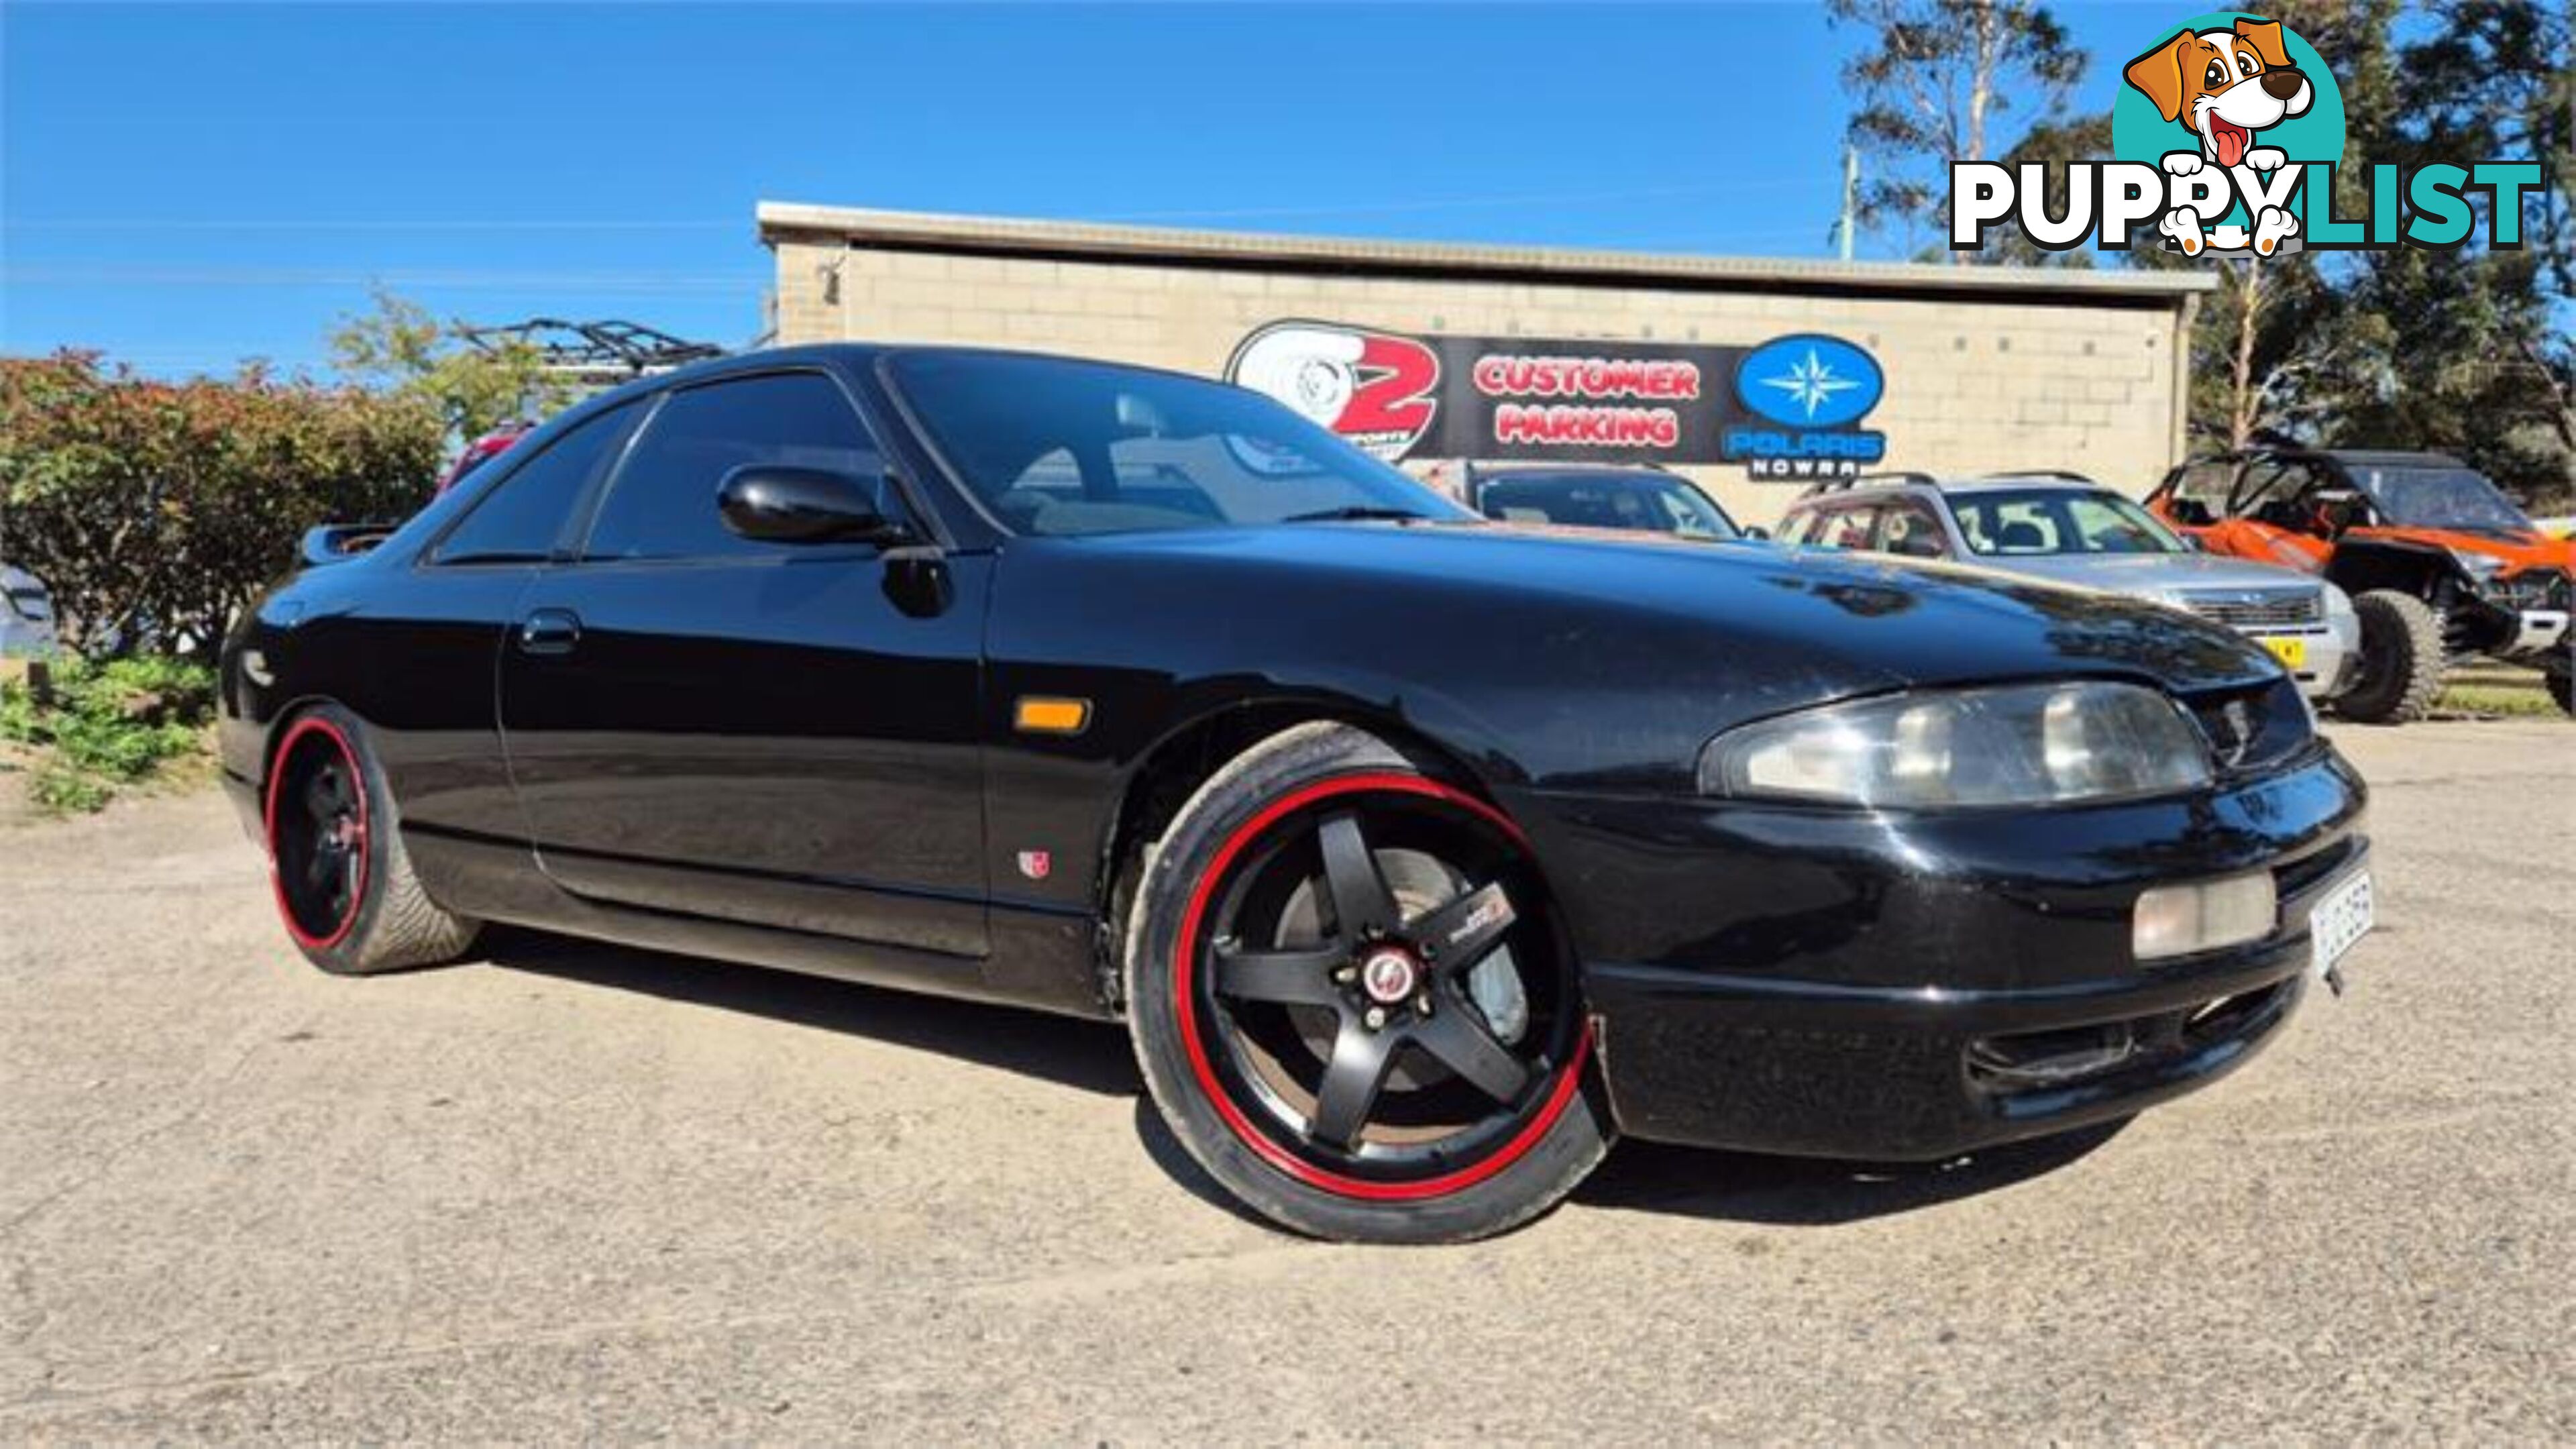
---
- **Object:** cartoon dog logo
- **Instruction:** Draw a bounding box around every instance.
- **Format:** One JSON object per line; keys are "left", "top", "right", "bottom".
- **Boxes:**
{"left": 2124, "top": 17, "right": 2315, "bottom": 256}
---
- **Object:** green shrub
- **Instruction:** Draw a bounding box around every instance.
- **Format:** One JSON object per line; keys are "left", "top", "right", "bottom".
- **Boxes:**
{"left": 0, "top": 352, "right": 441, "bottom": 658}
{"left": 0, "top": 657, "right": 218, "bottom": 814}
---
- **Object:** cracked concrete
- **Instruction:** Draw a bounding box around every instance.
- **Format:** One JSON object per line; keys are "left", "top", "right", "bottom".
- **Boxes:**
{"left": 1, "top": 720, "right": 2569, "bottom": 1440}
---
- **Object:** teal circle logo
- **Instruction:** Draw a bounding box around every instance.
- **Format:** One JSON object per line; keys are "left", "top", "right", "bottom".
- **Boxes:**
{"left": 2114, "top": 11, "right": 2345, "bottom": 176}
{"left": 1735, "top": 335, "right": 1883, "bottom": 430}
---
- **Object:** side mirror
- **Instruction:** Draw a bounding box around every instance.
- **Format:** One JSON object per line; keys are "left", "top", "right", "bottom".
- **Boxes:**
{"left": 718, "top": 465, "right": 914, "bottom": 546}
{"left": 1742, "top": 525, "right": 1772, "bottom": 541}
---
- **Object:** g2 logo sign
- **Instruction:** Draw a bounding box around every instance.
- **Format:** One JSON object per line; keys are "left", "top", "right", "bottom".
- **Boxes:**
{"left": 1226, "top": 321, "right": 1440, "bottom": 461}
{"left": 1724, "top": 335, "right": 1887, "bottom": 482}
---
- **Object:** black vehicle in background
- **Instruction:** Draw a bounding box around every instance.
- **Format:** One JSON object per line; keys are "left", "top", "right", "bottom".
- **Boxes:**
{"left": 1462, "top": 462, "right": 1745, "bottom": 541}
{"left": 223, "top": 345, "right": 2371, "bottom": 1242}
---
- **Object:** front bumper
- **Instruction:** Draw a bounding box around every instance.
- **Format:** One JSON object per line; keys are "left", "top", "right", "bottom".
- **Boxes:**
{"left": 1507, "top": 745, "right": 2367, "bottom": 1161}
{"left": 2504, "top": 608, "right": 2569, "bottom": 662}
{"left": 2237, "top": 619, "right": 2357, "bottom": 699}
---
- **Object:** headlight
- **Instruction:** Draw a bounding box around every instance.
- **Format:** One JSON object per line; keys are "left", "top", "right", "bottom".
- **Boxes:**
{"left": 1699, "top": 682, "right": 2214, "bottom": 808}
{"left": 2450, "top": 548, "right": 2506, "bottom": 584}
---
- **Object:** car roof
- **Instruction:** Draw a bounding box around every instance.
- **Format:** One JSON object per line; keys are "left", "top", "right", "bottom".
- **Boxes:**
{"left": 638, "top": 341, "right": 1258, "bottom": 396}
{"left": 1784, "top": 472, "right": 2116, "bottom": 507}
{"left": 1472, "top": 465, "right": 1686, "bottom": 484}
{"left": 2196, "top": 447, "right": 2470, "bottom": 470}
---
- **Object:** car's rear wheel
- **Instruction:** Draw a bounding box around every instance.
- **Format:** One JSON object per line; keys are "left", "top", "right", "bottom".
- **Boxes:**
{"left": 2548, "top": 661, "right": 2572, "bottom": 717}
{"left": 2334, "top": 590, "right": 2445, "bottom": 724}
{"left": 1123, "top": 722, "right": 1610, "bottom": 1242}
{"left": 266, "top": 704, "right": 480, "bottom": 975}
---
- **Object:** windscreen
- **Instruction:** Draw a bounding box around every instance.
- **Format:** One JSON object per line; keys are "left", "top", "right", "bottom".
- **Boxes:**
{"left": 1479, "top": 473, "right": 1739, "bottom": 539}
{"left": 887, "top": 352, "right": 1470, "bottom": 537}
{"left": 1953, "top": 488, "right": 2188, "bottom": 557}
{"left": 2351, "top": 466, "right": 2532, "bottom": 531}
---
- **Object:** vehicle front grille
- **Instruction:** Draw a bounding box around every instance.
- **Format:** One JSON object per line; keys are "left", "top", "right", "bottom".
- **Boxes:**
{"left": 2182, "top": 676, "right": 2312, "bottom": 773}
{"left": 2177, "top": 587, "right": 2323, "bottom": 629}
{"left": 2491, "top": 568, "right": 2570, "bottom": 613}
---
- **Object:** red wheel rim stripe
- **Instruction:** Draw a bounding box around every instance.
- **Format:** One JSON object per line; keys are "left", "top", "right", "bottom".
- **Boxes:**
{"left": 264, "top": 715, "right": 369, "bottom": 952}
{"left": 1172, "top": 771, "right": 1591, "bottom": 1202}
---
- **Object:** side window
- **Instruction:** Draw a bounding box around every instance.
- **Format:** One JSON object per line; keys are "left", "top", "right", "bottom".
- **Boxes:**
{"left": 2240, "top": 462, "right": 2315, "bottom": 529}
{"left": 1774, "top": 508, "right": 1815, "bottom": 545}
{"left": 1981, "top": 500, "right": 2062, "bottom": 553}
{"left": 2066, "top": 496, "right": 2165, "bottom": 553}
{"left": 1819, "top": 505, "right": 1879, "bottom": 551}
{"left": 2168, "top": 462, "right": 2235, "bottom": 515}
{"left": 431, "top": 402, "right": 637, "bottom": 565}
{"left": 1874, "top": 499, "right": 1949, "bottom": 558}
{"left": 584, "top": 372, "right": 888, "bottom": 561}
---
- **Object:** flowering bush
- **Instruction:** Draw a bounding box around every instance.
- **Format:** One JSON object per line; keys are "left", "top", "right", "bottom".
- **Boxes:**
{"left": 0, "top": 352, "right": 441, "bottom": 657}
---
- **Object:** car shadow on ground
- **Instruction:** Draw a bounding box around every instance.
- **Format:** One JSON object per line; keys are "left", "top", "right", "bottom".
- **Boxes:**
{"left": 478, "top": 926, "right": 2125, "bottom": 1232}
{"left": 1570, "top": 1122, "right": 2129, "bottom": 1226}
{"left": 476, "top": 926, "right": 1144, "bottom": 1099}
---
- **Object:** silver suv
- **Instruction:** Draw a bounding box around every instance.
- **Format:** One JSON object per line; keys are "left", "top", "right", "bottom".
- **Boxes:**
{"left": 1776, "top": 472, "right": 2358, "bottom": 700}
{"left": 1, "top": 565, "right": 56, "bottom": 658}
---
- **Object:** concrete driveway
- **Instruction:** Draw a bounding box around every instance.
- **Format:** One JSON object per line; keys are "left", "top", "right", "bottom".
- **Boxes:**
{"left": 2, "top": 722, "right": 2569, "bottom": 1441}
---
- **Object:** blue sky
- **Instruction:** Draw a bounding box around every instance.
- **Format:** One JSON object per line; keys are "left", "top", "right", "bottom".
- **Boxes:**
{"left": 6, "top": 2, "right": 2185, "bottom": 378}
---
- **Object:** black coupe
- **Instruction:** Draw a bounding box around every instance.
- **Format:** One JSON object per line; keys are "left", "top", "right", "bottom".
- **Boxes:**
{"left": 222, "top": 345, "right": 2373, "bottom": 1242}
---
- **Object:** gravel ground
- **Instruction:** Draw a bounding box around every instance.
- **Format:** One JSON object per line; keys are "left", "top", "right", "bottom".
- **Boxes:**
{"left": 1, "top": 720, "right": 2569, "bottom": 1442}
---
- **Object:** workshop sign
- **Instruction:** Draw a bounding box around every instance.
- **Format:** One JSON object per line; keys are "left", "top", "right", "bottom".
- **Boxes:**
{"left": 1226, "top": 320, "right": 1887, "bottom": 480}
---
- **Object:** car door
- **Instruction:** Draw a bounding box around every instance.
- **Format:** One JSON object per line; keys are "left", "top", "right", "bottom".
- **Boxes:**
{"left": 346, "top": 397, "right": 647, "bottom": 848}
{"left": 497, "top": 367, "right": 991, "bottom": 958}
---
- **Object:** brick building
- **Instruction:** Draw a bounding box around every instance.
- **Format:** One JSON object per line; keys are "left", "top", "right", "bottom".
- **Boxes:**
{"left": 758, "top": 203, "right": 2214, "bottom": 527}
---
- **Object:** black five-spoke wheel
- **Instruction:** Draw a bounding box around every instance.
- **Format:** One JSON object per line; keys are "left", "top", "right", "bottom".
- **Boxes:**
{"left": 267, "top": 716, "right": 370, "bottom": 951}
{"left": 1174, "top": 771, "right": 1590, "bottom": 1202}
{"left": 261, "top": 704, "right": 482, "bottom": 976}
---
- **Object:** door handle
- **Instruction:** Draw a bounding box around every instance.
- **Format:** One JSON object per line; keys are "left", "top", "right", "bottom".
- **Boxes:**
{"left": 517, "top": 608, "right": 582, "bottom": 657}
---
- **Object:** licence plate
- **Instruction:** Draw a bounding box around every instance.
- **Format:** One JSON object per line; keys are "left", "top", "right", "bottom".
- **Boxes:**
{"left": 2309, "top": 869, "right": 2374, "bottom": 983}
{"left": 2256, "top": 635, "right": 2308, "bottom": 669}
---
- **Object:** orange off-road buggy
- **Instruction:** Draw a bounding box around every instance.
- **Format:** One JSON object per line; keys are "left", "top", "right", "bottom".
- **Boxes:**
{"left": 2149, "top": 449, "right": 2573, "bottom": 722}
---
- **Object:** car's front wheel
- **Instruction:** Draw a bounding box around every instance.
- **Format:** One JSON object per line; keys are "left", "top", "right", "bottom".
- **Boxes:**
{"left": 1123, "top": 722, "right": 1610, "bottom": 1242}
{"left": 265, "top": 703, "right": 481, "bottom": 975}
{"left": 2334, "top": 590, "right": 2445, "bottom": 724}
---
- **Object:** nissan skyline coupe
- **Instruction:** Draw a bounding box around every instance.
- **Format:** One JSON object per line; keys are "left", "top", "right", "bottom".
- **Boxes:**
{"left": 221, "top": 345, "right": 2374, "bottom": 1242}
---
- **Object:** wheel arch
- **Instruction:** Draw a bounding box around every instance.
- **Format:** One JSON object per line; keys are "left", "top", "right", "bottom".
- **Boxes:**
{"left": 256, "top": 693, "right": 347, "bottom": 790}
{"left": 2322, "top": 538, "right": 2462, "bottom": 601}
{"left": 1087, "top": 695, "right": 1511, "bottom": 1012}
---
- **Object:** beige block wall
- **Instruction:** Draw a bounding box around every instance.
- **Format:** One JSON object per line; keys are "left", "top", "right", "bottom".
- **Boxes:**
{"left": 772, "top": 241, "right": 2181, "bottom": 528}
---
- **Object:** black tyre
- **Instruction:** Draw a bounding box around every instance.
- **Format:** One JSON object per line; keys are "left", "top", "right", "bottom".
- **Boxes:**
{"left": 264, "top": 703, "right": 481, "bottom": 975}
{"left": 2549, "top": 662, "right": 2572, "bottom": 717}
{"left": 2333, "top": 590, "right": 2445, "bottom": 724}
{"left": 1122, "top": 721, "right": 1611, "bottom": 1243}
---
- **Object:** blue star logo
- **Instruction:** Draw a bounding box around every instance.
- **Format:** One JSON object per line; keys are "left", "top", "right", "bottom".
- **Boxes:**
{"left": 1760, "top": 348, "right": 1862, "bottom": 421}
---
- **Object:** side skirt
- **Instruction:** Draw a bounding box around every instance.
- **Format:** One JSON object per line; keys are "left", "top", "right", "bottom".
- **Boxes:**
{"left": 404, "top": 827, "right": 1112, "bottom": 1022}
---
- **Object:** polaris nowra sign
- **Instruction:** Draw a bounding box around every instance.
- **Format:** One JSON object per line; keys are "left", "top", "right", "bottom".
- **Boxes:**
{"left": 1226, "top": 321, "right": 1889, "bottom": 479}
{"left": 1725, "top": 334, "right": 1887, "bottom": 480}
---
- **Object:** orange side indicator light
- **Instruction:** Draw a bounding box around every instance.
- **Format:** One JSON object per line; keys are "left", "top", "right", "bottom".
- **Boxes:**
{"left": 1014, "top": 696, "right": 1092, "bottom": 735}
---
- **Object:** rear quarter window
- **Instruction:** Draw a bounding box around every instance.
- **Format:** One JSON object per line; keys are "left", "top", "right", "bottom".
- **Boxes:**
{"left": 432, "top": 402, "right": 638, "bottom": 565}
